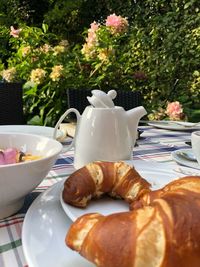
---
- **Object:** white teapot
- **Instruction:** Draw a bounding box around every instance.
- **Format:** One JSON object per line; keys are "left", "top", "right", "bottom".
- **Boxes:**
{"left": 53, "top": 90, "right": 147, "bottom": 169}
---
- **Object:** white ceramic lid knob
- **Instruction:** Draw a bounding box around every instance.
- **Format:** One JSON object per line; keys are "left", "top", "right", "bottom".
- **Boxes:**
{"left": 87, "top": 90, "right": 117, "bottom": 108}
{"left": 107, "top": 90, "right": 117, "bottom": 100}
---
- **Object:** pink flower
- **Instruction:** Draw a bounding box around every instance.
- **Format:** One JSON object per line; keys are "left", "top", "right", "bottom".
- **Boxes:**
{"left": 105, "top": 14, "right": 129, "bottom": 35}
{"left": 90, "top": 22, "right": 99, "bottom": 32}
{"left": 166, "top": 101, "right": 183, "bottom": 120}
{"left": 86, "top": 21, "right": 99, "bottom": 45}
{"left": 82, "top": 21, "right": 99, "bottom": 59}
{"left": 10, "top": 26, "right": 21, "bottom": 38}
{"left": 0, "top": 148, "right": 17, "bottom": 165}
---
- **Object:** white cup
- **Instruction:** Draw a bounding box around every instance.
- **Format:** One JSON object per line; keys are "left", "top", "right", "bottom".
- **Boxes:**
{"left": 191, "top": 131, "right": 200, "bottom": 165}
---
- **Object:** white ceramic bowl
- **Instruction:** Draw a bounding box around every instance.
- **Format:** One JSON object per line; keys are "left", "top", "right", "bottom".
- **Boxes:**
{"left": 0, "top": 132, "right": 63, "bottom": 219}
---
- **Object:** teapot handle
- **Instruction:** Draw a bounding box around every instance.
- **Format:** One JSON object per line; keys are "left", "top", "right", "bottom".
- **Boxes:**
{"left": 53, "top": 108, "right": 81, "bottom": 152}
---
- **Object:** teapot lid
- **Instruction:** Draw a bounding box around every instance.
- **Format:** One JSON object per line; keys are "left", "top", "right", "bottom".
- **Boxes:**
{"left": 87, "top": 90, "right": 117, "bottom": 108}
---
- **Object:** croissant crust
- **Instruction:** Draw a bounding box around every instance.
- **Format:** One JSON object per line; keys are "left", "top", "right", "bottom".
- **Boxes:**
{"left": 62, "top": 161, "right": 151, "bottom": 208}
{"left": 66, "top": 175, "right": 200, "bottom": 267}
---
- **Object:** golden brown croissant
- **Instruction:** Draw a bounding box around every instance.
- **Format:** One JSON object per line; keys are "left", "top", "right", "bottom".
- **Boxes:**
{"left": 66, "top": 176, "right": 200, "bottom": 267}
{"left": 62, "top": 161, "right": 151, "bottom": 208}
{"left": 130, "top": 175, "right": 200, "bottom": 210}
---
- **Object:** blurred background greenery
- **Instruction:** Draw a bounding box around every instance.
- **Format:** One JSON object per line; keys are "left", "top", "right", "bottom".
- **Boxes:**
{"left": 0, "top": 0, "right": 199, "bottom": 126}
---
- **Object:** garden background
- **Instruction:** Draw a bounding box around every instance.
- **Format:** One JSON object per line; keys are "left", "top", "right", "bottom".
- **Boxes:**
{"left": 0, "top": 0, "right": 199, "bottom": 126}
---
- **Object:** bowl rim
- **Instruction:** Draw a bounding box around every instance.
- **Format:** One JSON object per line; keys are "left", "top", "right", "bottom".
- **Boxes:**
{"left": 0, "top": 132, "right": 63, "bottom": 168}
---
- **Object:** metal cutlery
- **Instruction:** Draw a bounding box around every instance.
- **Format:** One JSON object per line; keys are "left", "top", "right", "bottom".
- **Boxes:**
{"left": 172, "top": 121, "right": 200, "bottom": 127}
{"left": 176, "top": 150, "right": 197, "bottom": 161}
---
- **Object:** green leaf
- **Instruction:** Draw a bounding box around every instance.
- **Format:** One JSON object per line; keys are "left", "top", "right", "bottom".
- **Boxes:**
{"left": 184, "top": 2, "right": 192, "bottom": 9}
{"left": 23, "top": 81, "right": 36, "bottom": 90}
{"left": 42, "top": 24, "right": 48, "bottom": 33}
{"left": 27, "top": 115, "right": 43, "bottom": 126}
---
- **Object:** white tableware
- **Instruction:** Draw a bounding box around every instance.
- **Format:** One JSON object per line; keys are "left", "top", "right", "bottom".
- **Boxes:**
{"left": 53, "top": 90, "right": 147, "bottom": 169}
{"left": 174, "top": 121, "right": 200, "bottom": 127}
{"left": 22, "top": 161, "right": 185, "bottom": 267}
{"left": 0, "top": 125, "right": 64, "bottom": 140}
{"left": 22, "top": 181, "right": 94, "bottom": 267}
{"left": 171, "top": 148, "right": 200, "bottom": 170}
{"left": 60, "top": 160, "right": 185, "bottom": 221}
{"left": 148, "top": 120, "right": 200, "bottom": 131}
{"left": 173, "top": 166, "right": 200, "bottom": 176}
{"left": 0, "top": 132, "right": 62, "bottom": 219}
{"left": 191, "top": 131, "right": 200, "bottom": 166}
{"left": 87, "top": 89, "right": 116, "bottom": 108}
{"left": 175, "top": 150, "right": 196, "bottom": 161}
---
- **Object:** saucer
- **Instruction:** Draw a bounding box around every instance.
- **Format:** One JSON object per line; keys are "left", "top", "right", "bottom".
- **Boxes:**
{"left": 171, "top": 149, "right": 200, "bottom": 170}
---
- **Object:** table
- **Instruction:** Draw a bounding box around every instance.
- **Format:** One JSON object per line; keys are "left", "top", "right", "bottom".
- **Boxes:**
{"left": 0, "top": 126, "right": 198, "bottom": 267}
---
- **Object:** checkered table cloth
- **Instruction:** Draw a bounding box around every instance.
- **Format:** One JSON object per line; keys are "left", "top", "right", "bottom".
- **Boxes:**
{"left": 0, "top": 126, "right": 197, "bottom": 267}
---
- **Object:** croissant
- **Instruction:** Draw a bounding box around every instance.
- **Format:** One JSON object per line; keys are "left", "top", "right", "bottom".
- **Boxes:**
{"left": 130, "top": 175, "right": 200, "bottom": 210}
{"left": 62, "top": 161, "right": 151, "bottom": 208}
{"left": 66, "top": 176, "right": 200, "bottom": 267}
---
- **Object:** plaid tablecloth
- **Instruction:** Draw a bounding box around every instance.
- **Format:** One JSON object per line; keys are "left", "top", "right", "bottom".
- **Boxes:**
{"left": 0, "top": 126, "right": 198, "bottom": 267}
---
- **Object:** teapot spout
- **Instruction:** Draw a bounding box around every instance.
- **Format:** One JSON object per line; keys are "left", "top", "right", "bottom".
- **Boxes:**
{"left": 126, "top": 106, "right": 147, "bottom": 144}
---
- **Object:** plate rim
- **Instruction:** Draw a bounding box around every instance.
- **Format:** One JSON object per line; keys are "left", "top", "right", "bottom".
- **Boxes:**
{"left": 148, "top": 121, "right": 200, "bottom": 131}
{"left": 0, "top": 125, "right": 63, "bottom": 139}
{"left": 22, "top": 181, "right": 94, "bottom": 267}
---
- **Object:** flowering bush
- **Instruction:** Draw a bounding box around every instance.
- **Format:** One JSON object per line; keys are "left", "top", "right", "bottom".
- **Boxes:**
{"left": 10, "top": 25, "right": 22, "bottom": 38}
{"left": 81, "top": 14, "right": 128, "bottom": 61}
{"left": 0, "top": 15, "right": 133, "bottom": 126}
{"left": 0, "top": 24, "right": 72, "bottom": 125}
{"left": 166, "top": 102, "right": 184, "bottom": 121}
{"left": 105, "top": 14, "right": 129, "bottom": 35}
{"left": 1, "top": 67, "right": 18, "bottom": 83}
{"left": 1, "top": 7, "right": 200, "bottom": 126}
{"left": 75, "top": 13, "right": 140, "bottom": 93}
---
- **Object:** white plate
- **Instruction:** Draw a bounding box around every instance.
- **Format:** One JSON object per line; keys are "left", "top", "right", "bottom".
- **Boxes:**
{"left": 171, "top": 149, "right": 200, "bottom": 170}
{"left": 0, "top": 125, "right": 64, "bottom": 140}
{"left": 22, "top": 181, "right": 94, "bottom": 267}
{"left": 60, "top": 160, "right": 185, "bottom": 222}
{"left": 22, "top": 161, "right": 185, "bottom": 267}
{"left": 148, "top": 121, "right": 200, "bottom": 131}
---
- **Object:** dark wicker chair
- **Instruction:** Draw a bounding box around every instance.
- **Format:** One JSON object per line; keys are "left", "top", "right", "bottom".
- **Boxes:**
{"left": 0, "top": 83, "right": 25, "bottom": 125}
{"left": 66, "top": 88, "right": 143, "bottom": 122}
{"left": 112, "top": 90, "right": 142, "bottom": 110}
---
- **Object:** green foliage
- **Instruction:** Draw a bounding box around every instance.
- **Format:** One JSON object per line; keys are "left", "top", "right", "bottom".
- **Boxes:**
{"left": 124, "top": 0, "right": 200, "bottom": 121}
{"left": 43, "top": 0, "right": 135, "bottom": 43}
{"left": 0, "top": 25, "right": 71, "bottom": 125}
{"left": 1, "top": 0, "right": 200, "bottom": 125}
{"left": 0, "top": 0, "right": 50, "bottom": 26}
{"left": 44, "top": 0, "right": 83, "bottom": 43}
{"left": 0, "top": 26, "right": 11, "bottom": 66}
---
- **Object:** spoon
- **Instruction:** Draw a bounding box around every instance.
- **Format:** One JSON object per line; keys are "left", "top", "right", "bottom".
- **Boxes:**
{"left": 177, "top": 150, "right": 197, "bottom": 161}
